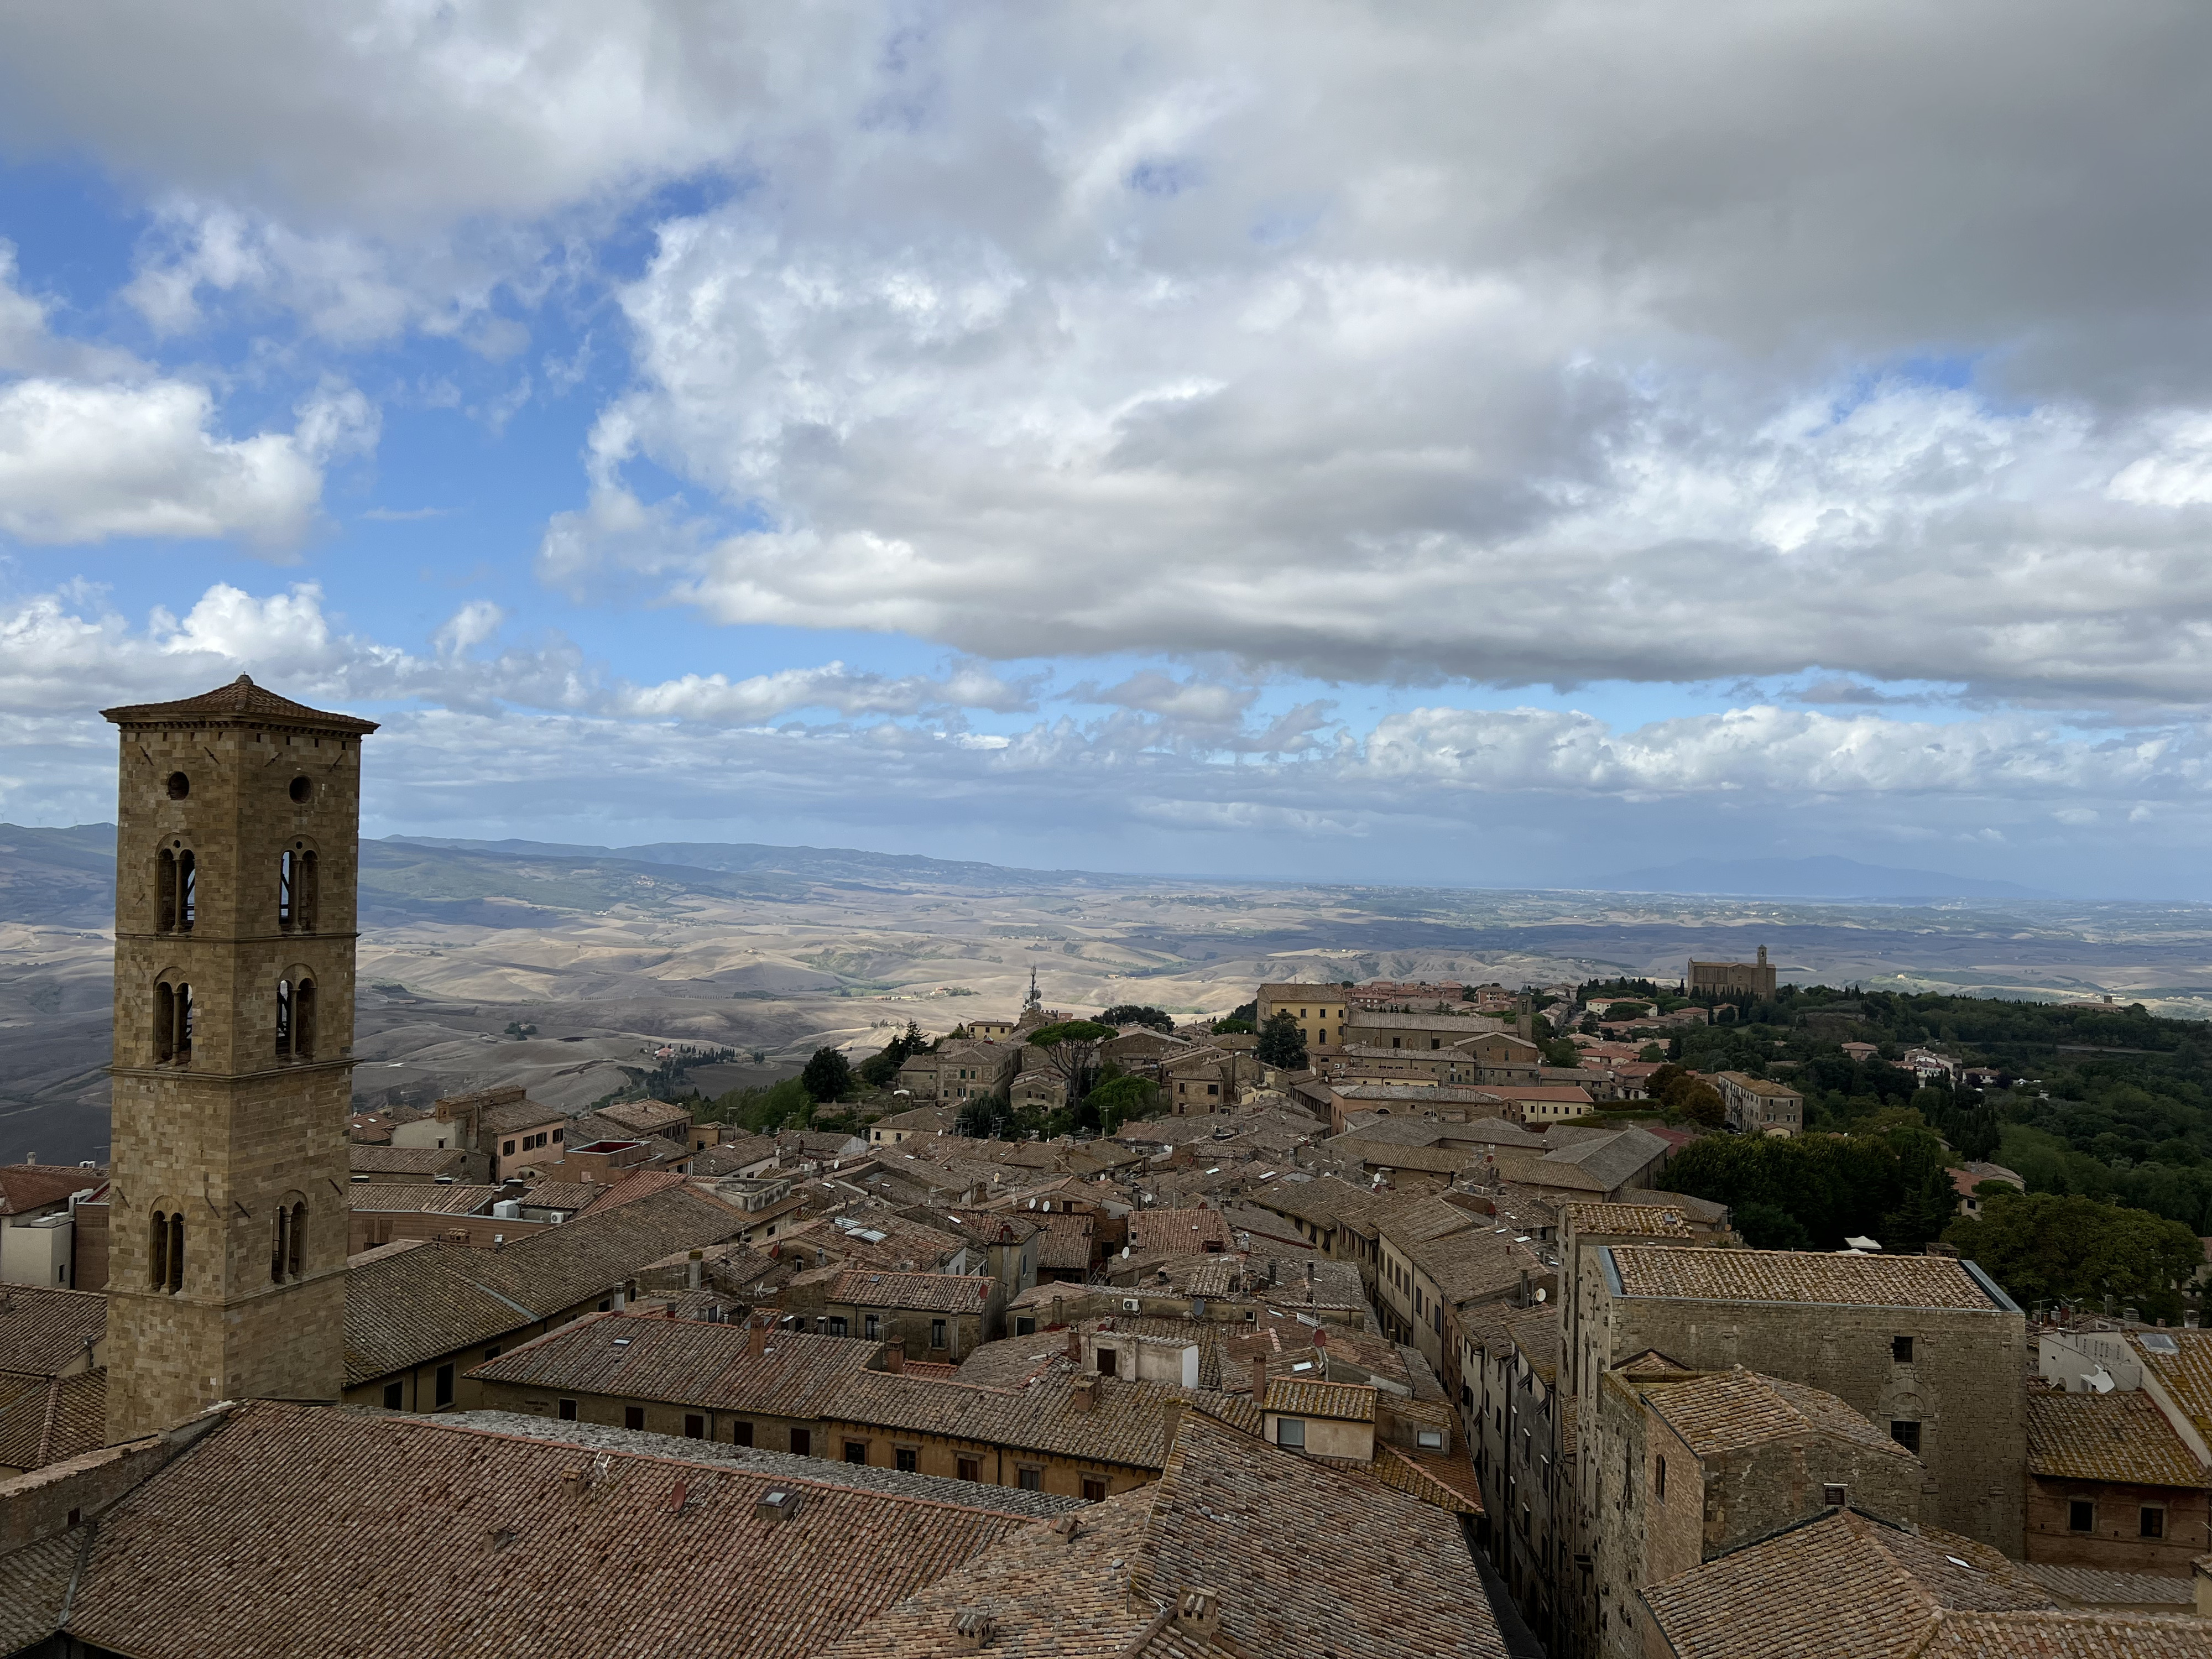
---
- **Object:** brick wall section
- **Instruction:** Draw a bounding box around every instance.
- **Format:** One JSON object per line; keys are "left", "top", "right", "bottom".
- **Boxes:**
{"left": 103, "top": 684, "right": 373, "bottom": 1442}
{"left": 2026, "top": 1475, "right": 2211, "bottom": 1575}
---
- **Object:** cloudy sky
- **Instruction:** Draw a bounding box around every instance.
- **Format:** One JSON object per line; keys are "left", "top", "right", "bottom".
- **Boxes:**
{"left": 2, "top": 2, "right": 2210, "bottom": 894}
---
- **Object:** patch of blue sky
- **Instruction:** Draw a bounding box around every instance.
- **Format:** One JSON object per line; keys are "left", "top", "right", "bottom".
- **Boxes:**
{"left": 1126, "top": 157, "right": 1203, "bottom": 199}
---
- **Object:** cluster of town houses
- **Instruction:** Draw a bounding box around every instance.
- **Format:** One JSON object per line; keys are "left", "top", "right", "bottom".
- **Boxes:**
{"left": 2, "top": 677, "right": 2209, "bottom": 1659}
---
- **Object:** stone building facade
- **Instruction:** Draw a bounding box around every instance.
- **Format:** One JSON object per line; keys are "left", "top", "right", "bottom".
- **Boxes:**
{"left": 1686, "top": 946, "right": 1777, "bottom": 999}
{"left": 101, "top": 676, "right": 375, "bottom": 1442}
{"left": 1578, "top": 1245, "right": 2027, "bottom": 1556}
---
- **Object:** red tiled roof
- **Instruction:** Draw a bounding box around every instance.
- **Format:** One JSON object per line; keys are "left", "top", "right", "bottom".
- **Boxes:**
{"left": 102, "top": 675, "right": 379, "bottom": 733}
{"left": 48, "top": 1400, "right": 1026, "bottom": 1659}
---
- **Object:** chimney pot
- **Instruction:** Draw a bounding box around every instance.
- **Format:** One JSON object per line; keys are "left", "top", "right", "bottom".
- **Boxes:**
{"left": 1251, "top": 1354, "right": 1270, "bottom": 1399}
{"left": 885, "top": 1339, "right": 905, "bottom": 1374}
{"left": 748, "top": 1317, "right": 766, "bottom": 1359}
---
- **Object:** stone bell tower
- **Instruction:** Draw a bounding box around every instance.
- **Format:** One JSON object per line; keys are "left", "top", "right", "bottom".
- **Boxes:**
{"left": 101, "top": 676, "right": 377, "bottom": 1441}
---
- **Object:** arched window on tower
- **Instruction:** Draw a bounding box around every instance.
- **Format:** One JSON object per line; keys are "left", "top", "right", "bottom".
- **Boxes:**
{"left": 155, "top": 982, "right": 191, "bottom": 1064}
{"left": 275, "top": 978, "right": 292, "bottom": 1057}
{"left": 294, "top": 978, "right": 316, "bottom": 1060}
{"left": 271, "top": 1204, "right": 287, "bottom": 1283}
{"left": 177, "top": 850, "right": 195, "bottom": 932}
{"left": 289, "top": 1201, "right": 305, "bottom": 1279}
{"left": 156, "top": 848, "right": 176, "bottom": 932}
{"left": 153, "top": 1211, "right": 182, "bottom": 1293}
{"left": 279, "top": 848, "right": 320, "bottom": 932}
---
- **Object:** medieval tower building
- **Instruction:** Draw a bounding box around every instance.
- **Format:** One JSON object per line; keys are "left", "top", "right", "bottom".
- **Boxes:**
{"left": 101, "top": 676, "right": 376, "bottom": 1442}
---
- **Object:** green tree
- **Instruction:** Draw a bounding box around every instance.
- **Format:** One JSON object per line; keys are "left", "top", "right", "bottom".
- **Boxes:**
{"left": 1542, "top": 1038, "right": 1582, "bottom": 1069}
{"left": 1086, "top": 1073, "right": 1159, "bottom": 1133}
{"left": 1028, "top": 1019, "right": 1115, "bottom": 1109}
{"left": 1211, "top": 1016, "right": 1257, "bottom": 1035}
{"left": 1943, "top": 1191, "right": 2203, "bottom": 1323}
{"left": 857, "top": 1020, "right": 928, "bottom": 1089}
{"left": 1255, "top": 1011, "right": 1309, "bottom": 1070}
{"left": 800, "top": 1046, "right": 854, "bottom": 1104}
{"left": 1099, "top": 1004, "right": 1175, "bottom": 1032}
{"left": 1675, "top": 1080, "right": 1726, "bottom": 1128}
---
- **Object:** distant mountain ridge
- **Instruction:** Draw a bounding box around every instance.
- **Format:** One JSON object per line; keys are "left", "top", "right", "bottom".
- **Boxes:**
{"left": 382, "top": 835, "right": 1131, "bottom": 893}
{"left": 1592, "top": 855, "right": 2049, "bottom": 901}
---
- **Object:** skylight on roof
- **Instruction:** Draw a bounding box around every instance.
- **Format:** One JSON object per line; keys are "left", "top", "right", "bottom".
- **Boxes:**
{"left": 2142, "top": 1333, "right": 2181, "bottom": 1355}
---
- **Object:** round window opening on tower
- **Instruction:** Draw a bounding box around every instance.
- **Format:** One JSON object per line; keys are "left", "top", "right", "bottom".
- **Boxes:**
{"left": 166, "top": 772, "right": 190, "bottom": 800}
{"left": 289, "top": 776, "right": 312, "bottom": 804}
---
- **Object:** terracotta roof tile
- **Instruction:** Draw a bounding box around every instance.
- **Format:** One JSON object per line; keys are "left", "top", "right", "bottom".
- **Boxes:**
{"left": 1609, "top": 1246, "right": 2011, "bottom": 1311}
{"left": 469, "top": 1313, "right": 880, "bottom": 1418}
{"left": 1642, "top": 1508, "right": 2056, "bottom": 1658}
{"left": 56, "top": 1401, "right": 1025, "bottom": 1659}
{"left": 1909, "top": 1610, "right": 2212, "bottom": 1656}
{"left": 0, "top": 1525, "right": 83, "bottom": 1653}
{"left": 823, "top": 1366, "right": 1261, "bottom": 1472}
{"left": 0, "top": 1166, "right": 100, "bottom": 1216}
{"left": 2027, "top": 1386, "right": 2207, "bottom": 1489}
{"left": 0, "top": 1287, "right": 105, "bottom": 1375}
{"left": 101, "top": 674, "right": 380, "bottom": 732}
{"left": 814, "top": 1410, "right": 1510, "bottom": 1659}
{"left": 828, "top": 1269, "right": 993, "bottom": 1315}
{"left": 345, "top": 1186, "right": 745, "bottom": 1385}
{"left": 2130, "top": 1331, "right": 2212, "bottom": 1451}
{"left": 1261, "top": 1378, "right": 1376, "bottom": 1421}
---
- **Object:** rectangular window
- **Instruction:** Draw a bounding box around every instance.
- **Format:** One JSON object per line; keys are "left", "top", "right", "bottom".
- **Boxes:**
{"left": 503, "top": 1140, "right": 516, "bottom": 1156}
{"left": 733, "top": 1420, "right": 754, "bottom": 1446}
{"left": 382, "top": 1381, "right": 403, "bottom": 1410}
{"left": 1017, "top": 1465, "right": 1043, "bottom": 1491}
{"left": 791, "top": 1428, "right": 811, "bottom": 1456}
{"left": 684, "top": 1414, "right": 705, "bottom": 1440}
{"left": 435, "top": 1364, "right": 455, "bottom": 1408}
{"left": 1890, "top": 1421, "right": 1921, "bottom": 1454}
{"left": 1655, "top": 1457, "right": 1666, "bottom": 1499}
{"left": 2069, "top": 1500, "right": 2094, "bottom": 1532}
{"left": 2143, "top": 1506, "right": 2166, "bottom": 1539}
{"left": 864, "top": 1314, "right": 880, "bottom": 1339}
{"left": 1082, "top": 1476, "right": 1107, "bottom": 1501}
{"left": 931, "top": 1319, "right": 948, "bottom": 1349}
{"left": 1016, "top": 1317, "right": 1036, "bottom": 1337}
{"left": 1892, "top": 1335, "right": 1913, "bottom": 1364}
{"left": 845, "top": 1440, "right": 869, "bottom": 1465}
{"left": 896, "top": 1447, "right": 919, "bottom": 1473}
{"left": 1824, "top": 1484, "right": 1846, "bottom": 1507}
{"left": 1277, "top": 1418, "right": 1306, "bottom": 1448}
{"left": 624, "top": 1406, "right": 646, "bottom": 1431}
{"left": 556, "top": 1399, "right": 578, "bottom": 1421}
{"left": 957, "top": 1456, "right": 981, "bottom": 1481}
{"left": 827, "top": 1316, "right": 848, "bottom": 1337}
{"left": 1418, "top": 1428, "right": 1444, "bottom": 1449}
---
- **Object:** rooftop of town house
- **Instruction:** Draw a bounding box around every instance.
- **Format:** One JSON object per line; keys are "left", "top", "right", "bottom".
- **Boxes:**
{"left": 827, "top": 1269, "right": 994, "bottom": 1316}
{"left": 1604, "top": 1245, "right": 2016, "bottom": 1312}
{"left": 0, "top": 1286, "right": 106, "bottom": 1375}
{"left": 467, "top": 1311, "right": 883, "bottom": 1419}
{"left": 0, "top": 1399, "right": 1032, "bottom": 1659}
{"left": 2027, "top": 1383, "right": 2207, "bottom": 1489}
{"left": 810, "top": 1410, "right": 1512, "bottom": 1659}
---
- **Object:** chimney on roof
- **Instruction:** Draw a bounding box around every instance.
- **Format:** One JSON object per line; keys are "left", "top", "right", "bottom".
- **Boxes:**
{"left": 688, "top": 1249, "right": 704, "bottom": 1291}
{"left": 748, "top": 1317, "right": 766, "bottom": 1360}
{"left": 885, "top": 1339, "right": 905, "bottom": 1375}
{"left": 1252, "top": 1354, "right": 1270, "bottom": 1399}
{"left": 1174, "top": 1588, "right": 1222, "bottom": 1640}
{"left": 1518, "top": 1268, "right": 1531, "bottom": 1307}
{"left": 1071, "top": 1374, "right": 1099, "bottom": 1413}
{"left": 950, "top": 1609, "right": 998, "bottom": 1653}
{"left": 560, "top": 1468, "right": 588, "bottom": 1504}
{"left": 1066, "top": 1326, "right": 1083, "bottom": 1362}
{"left": 1051, "top": 1293, "right": 1065, "bottom": 1329}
